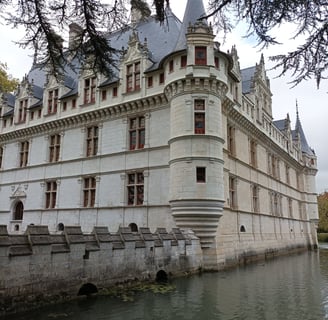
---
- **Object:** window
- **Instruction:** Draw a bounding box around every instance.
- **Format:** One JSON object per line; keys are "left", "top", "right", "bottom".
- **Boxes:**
{"left": 159, "top": 73, "right": 165, "bottom": 84}
{"left": 181, "top": 55, "right": 187, "bottom": 68}
{"left": 169, "top": 60, "right": 174, "bottom": 72}
{"left": 0, "top": 146, "right": 3, "bottom": 168}
{"left": 227, "top": 125, "right": 235, "bottom": 156}
{"left": 45, "top": 181, "right": 57, "bottom": 209}
{"left": 49, "top": 134, "right": 61, "bottom": 162}
{"left": 113, "top": 87, "right": 118, "bottom": 97}
{"left": 147, "top": 76, "right": 153, "bottom": 87}
{"left": 196, "top": 167, "right": 206, "bottom": 183}
{"left": 268, "top": 153, "right": 280, "bottom": 179}
{"left": 101, "top": 90, "right": 107, "bottom": 101}
{"left": 270, "top": 192, "right": 282, "bottom": 216}
{"left": 288, "top": 198, "right": 293, "bottom": 218}
{"left": 285, "top": 164, "right": 290, "bottom": 184}
{"left": 86, "top": 126, "right": 99, "bottom": 157}
{"left": 62, "top": 101, "right": 67, "bottom": 111}
{"left": 19, "top": 141, "right": 29, "bottom": 167}
{"left": 84, "top": 77, "right": 96, "bottom": 104}
{"left": 194, "top": 99, "right": 205, "bottom": 134}
{"left": 229, "top": 176, "right": 237, "bottom": 209}
{"left": 129, "top": 116, "right": 145, "bottom": 150}
{"left": 72, "top": 99, "right": 76, "bottom": 109}
{"left": 30, "top": 111, "right": 34, "bottom": 120}
{"left": 126, "top": 62, "right": 140, "bottom": 92}
{"left": 13, "top": 201, "right": 24, "bottom": 220}
{"left": 38, "top": 109, "right": 42, "bottom": 118}
{"left": 127, "top": 172, "right": 144, "bottom": 205}
{"left": 18, "top": 99, "right": 28, "bottom": 122}
{"left": 83, "top": 177, "right": 96, "bottom": 207}
{"left": 214, "top": 56, "right": 219, "bottom": 69}
{"left": 252, "top": 185, "right": 259, "bottom": 212}
{"left": 250, "top": 139, "right": 257, "bottom": 167}
{"left": 48, "top": 89, "right": 58, "bottom": 114}
{"left": 195, "top": 46, "right": 207, "bottom": 65}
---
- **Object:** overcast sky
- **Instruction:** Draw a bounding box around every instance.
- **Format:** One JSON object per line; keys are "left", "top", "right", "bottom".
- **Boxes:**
{"left": 0, "top": 0, "right": 327, "bottom": 193}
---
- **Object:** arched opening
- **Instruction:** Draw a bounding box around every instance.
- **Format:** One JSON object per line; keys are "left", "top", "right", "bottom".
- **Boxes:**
{"left": 129, "top": 223, "right": 138, "bottom": 233}
{"left": 13, "top": 201, "right": 24, "bottom": 221}
{"left": 156, "top": 270, "right": 168, "bottom": 283}
{"left": 78, "top": 283, "right": 98, "bottom": 296}
{"left": 14, "top": 224, "right": 20, "bottom": 231}
{"left": 57, "top": 223, "right": 64, "bottom": 231}
{"left": 240, "top": 225, "right": 246, "bottom": 233}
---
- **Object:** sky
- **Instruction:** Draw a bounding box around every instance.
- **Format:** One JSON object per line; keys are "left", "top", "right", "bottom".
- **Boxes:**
{"left": 0, "top": 0, "right": 327, "bottom": 193}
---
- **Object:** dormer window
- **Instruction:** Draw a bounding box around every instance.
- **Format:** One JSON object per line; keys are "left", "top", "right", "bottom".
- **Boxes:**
{"left": 18, "top": 99, "right": 28, "bottom": 123}
{"left": 48, "top": 89, "right": 58, "bottom": 114}
{"left": 195, "top": 46, "right": 207, "bottom": 65}
{"left": 84, "top": 77, "right": 96, "bottom": 104}
{"left": 126, "top": 62, "right": 140, "bottom": 92}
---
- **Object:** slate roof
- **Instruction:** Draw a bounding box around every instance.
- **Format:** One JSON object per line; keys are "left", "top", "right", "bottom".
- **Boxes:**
{"left": 240, "top": 66, "right": 256, "bottom": 94}
{"left": 174, "top": 0, "right": 207, "bottom": 51}
{"left": 294, "top": 111, "right": 315, "bottom": 156}
{"left": 273, "top": 119, "right": 286, "bottom": 132}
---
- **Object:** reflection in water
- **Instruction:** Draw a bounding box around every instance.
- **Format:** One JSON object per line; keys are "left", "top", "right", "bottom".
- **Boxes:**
{"left": 4, "top": 249, "right": 328, "bottom": 320}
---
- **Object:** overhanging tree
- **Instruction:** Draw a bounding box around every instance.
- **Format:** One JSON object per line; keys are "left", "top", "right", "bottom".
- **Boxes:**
{"left": 0, "top": 62, "right": 19, "bottom": 93}
{"left": 0, "top": 0, "right": 327, "bottom": 87}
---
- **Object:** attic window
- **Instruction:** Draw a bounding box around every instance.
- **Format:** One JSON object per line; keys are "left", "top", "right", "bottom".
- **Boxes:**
{"left": 113, "top": 87, "right": 118, "bottom": 97}
{"left": 195, "top": 46, "right": 207, "bottom": 65}
{"left": 126, "top": 62, "right": 141, "bottom": 92}
{"left": 215, "top": 57, "right": 219, "bottom": 69}
{"left": 48, "top": 89, "right": 58, "bottom": 114}
{"left": 84, "top": 77, "right": 96, "bottom": 104}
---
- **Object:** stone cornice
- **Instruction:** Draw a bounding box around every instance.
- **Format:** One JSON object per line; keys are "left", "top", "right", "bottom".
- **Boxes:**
{"left": 164, "top": 76, "right": 228, "bottom": 101}
{"left": 0, "top": 94, "right": 167, "bottom": 143}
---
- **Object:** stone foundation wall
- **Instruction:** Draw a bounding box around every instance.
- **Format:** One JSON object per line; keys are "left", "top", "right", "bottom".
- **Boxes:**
{"left": 0, "top": 225, "right": 203, "bottom": 316}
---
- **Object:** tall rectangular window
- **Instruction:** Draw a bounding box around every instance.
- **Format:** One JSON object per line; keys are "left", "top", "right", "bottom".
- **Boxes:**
{"left": 86, "top": 126, "right": 99, "bottom": 157}
{"left": 250, "top": 139, "right": 257, "bottom": 167}
{"left": 169, "top": 60, "right": 174, "bottom": 72}
{"left": 195, "top": 46, "right": 207, "bottom": 65}
{"left": 229, "top": 176, "right": 237, "bottom": 209}
{"left": 45, "top": 181, "right": 57, "bottom": 209}
{"left": 288, "top": 198, "right": 293, "bottom": 218}
{"left": 83, "top": 177, "right": 96, "bottom": 207}
{"left": 214, "top": 56, "right": 219, "bottom": 69}
{"left": 196, "top": 167, "right": 206, "bottom": 183}
{"left": 126, "top": 62, "right": 141, "bottom": 92}
{"left": 127, "top": 172, "right": 144, "bottom": 205}
{"left": 48, "top": 89, "right": 58, "bottom": 114}
{"left": 227, "top": 125, "right": 236, "bottom": 156}
{"left": 18, "top": 99, "right": 28, "bottom": 123}
{"left": 159, "top": 73, "right": 165, "bottom": 84}
{"left": 84, "top": 77, "right": 96, "bottom": 104}
{"left": 285, "top": 164, "right": 290, "bottom": 185}
{"left": 49, "top": 134, "right": 61, "bottom": 162}
{"left": 147, "top": 76, "right": 153, "bottom": 87}
{"left": 72, "top": 98, "right": 76, "bottom": 109}
{"left": 19, "top": 141, "right": 29, "bottom": 167}
{"left": 252, "top": 185, "right": 259, "bottom": 212}
{"left": 0, "top": 146, "right": 3, "bottom": 168}
{"left": 129, "top": 116, "right": 145, "bottom": 150}
{"left": 194, "top": 99, "right": 205, "bottom": 134}
{"left": 181, "top": 55, "right": 187, "bottom": 68}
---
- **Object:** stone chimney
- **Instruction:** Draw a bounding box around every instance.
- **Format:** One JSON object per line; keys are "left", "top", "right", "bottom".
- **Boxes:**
{"left": 68, "top": 23, "right": 84, "bottom": 51}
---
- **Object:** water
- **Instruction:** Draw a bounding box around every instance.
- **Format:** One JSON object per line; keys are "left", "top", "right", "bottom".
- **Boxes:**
{"left": 4, "top": 247, "right": 328, "bottom": 320}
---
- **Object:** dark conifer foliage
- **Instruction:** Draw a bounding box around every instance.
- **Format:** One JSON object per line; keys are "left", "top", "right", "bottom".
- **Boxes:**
{"left": 0, "top": 0, "right": 327, "bottom": 86}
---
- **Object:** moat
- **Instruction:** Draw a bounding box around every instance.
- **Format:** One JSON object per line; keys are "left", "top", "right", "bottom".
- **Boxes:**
{"left": 4, "top": 246, "right": 328, "bottom": 320}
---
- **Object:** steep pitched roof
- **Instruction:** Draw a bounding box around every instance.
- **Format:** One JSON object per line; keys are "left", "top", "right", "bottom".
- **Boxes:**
{"left": 240, "top": 66, "right": 256, "bottom": 94}
{"left": 174, "top": 0, "right": 207, "bottom": 51}
{"left": 294, "top": 108, "right": 315, "bottom": 156}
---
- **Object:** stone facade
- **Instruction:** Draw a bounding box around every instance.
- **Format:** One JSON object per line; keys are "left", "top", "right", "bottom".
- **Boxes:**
{"left": 0, "top": 225, "right": 202, "bottom": 315}
{"left": 0, "top": 0, "right": 318, "bottom": 271}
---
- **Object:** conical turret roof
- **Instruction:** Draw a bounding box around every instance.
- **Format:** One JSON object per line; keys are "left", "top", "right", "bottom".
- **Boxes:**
{"left": 294, "top": 105, "right": 315, "bottom": 156}
{"left": 174, "top": 0, "right": 207, "bottom": 51}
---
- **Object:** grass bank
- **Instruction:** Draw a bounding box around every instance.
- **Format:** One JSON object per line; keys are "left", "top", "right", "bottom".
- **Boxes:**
{"left": 318, "top": 233, "right": 328, "bottom": 242}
